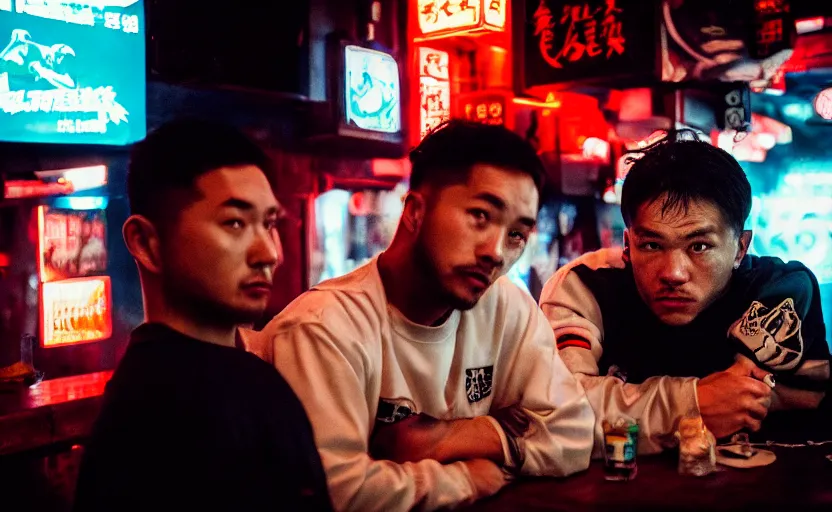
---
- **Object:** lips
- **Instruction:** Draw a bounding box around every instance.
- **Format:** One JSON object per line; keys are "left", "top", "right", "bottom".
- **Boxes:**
{"left": 654, "top": 295, "right": 696, "bottom": 309}
{"left": 458, "top": 270, "right": 491, "bottom": 288}
{"left": 656, "top": 294, "right": 694, "bottom": 301}
{"left": 241, "top": 280, "right": 273, "bottom": 295}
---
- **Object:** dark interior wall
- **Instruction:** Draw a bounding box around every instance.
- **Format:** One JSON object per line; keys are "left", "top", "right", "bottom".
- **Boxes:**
{"left": 145, "top": 1, "right": 311, "bottom": 96}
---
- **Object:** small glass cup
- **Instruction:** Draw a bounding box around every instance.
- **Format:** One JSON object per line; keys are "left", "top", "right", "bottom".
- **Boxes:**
{"left": 603, "top": 419, "right": 639, "bottom": 481}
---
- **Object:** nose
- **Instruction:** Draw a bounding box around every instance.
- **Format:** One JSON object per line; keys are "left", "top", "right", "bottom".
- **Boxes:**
{"left": 273, "top": 233, "right": 285, "bottom": 268}
{"left": 476, "top": 227, "right": 506, "bottom": 269}
{"left": 658, "top": 249, "right": 691, "bottom": 287}
{"left": 250, "top": 226, "right": 282, "bottom": 271}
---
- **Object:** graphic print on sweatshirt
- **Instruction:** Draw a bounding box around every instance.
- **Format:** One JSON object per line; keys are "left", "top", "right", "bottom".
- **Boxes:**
{"left": 465, "top": 365, "right": 494, "bottom": 403}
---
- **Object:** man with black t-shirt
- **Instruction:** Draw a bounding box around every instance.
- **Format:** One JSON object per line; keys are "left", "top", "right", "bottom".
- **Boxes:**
{"left": 73, "top": 119, "right": 332, "bottom": 511}
{"left": 540, "top": 132, "right": 830, "bottom": 455}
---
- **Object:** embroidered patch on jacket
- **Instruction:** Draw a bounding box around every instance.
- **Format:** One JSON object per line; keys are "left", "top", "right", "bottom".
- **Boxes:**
{"left": 465, "top": 365, "right": 494, "bottom": 403}
{"left": 729, "top": 298, "right": 804, "bottom": 371}
{"left": 376, "top": 397, "right": 418, "bottom": 424}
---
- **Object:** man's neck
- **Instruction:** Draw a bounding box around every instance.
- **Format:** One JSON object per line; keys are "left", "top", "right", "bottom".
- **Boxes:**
{"left": 142, "top": 292, "right": 237, "bottom": 348}
{"left": 377, "top": 246, "right": 452, "bottom": 327}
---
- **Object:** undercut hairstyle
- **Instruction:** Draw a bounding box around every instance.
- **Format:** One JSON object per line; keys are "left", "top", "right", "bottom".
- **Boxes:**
{"left": 127, "top": 118, "right": 273, "bottom": 228}
{"left": 620, "top": 130, "right": 752, "bottom": 235}
{"left": 409, "top": 120, "right": 546, "bottom": 201}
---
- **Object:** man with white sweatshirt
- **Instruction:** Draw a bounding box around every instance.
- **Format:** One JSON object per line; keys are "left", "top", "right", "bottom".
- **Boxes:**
{"left": 252, "top": 121, "right": 594, "bottom": 511}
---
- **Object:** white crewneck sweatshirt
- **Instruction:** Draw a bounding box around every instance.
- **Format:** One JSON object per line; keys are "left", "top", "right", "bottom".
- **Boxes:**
{"left": 251, "top": 257, "right": 594, "bottom": 511}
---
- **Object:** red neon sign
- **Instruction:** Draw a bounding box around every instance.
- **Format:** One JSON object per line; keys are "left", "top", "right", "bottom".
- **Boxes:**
{"left": 457, "top": 90, "right": 513, "bottom": 128}
{"left": 419, "top": 46, "right": 451, "bottom": 140}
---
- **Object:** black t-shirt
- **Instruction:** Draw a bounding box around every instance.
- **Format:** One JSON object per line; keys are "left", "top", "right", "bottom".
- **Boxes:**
{"left": 73, "top": 323, "right": 332, "bottom": 512}
{"left": 572, "top": 255, "right": 829, "bottom": 388}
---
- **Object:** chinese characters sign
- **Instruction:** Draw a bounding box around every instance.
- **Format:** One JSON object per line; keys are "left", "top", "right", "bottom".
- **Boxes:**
{"left": 521, "top": 0, "right": 658, "bottom": 88}
{"left": 41, "top": 276, "right": 112, "bottom": 348}
{"left": 417, "top": 0, "right": 507, "bottom": 38}
{"left": 0, "top": 0, "right": 145, "bottom": 145}
{"left": 534, "top": 0, "right": 626, "bottom": 68}
{"left": 419, "top": 47, "right": 450, "bottom": 140}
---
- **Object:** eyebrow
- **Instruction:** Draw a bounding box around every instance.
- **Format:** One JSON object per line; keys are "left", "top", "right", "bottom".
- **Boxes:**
{"left": 473, "top": 192, "right": 536, "bottom": 228}
{"left": 633, "top": 226, "right": 719, "bottom": 239}
{"left": 633, "top": 227, "right": 664, "bottom": 238}
{"left": 474, "top": 192, "right": 506, "bottom": 211}
{"left": 683, "top": 227, "right": 719, "bottom": 239}
{"left": 220, "top": 197, "right": 282, "bottom": 217}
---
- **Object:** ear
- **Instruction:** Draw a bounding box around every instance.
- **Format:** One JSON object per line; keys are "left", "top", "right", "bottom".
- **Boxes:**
{"left": 734, "top": 230, "right": 752, "bottom": 269}
{"left": 622, "top": 229, "right": 631, "bottom": 264}
{"left": 122, "top": 215, "right": 163, "bottom": 275}
{"left": 401, "top": 191, "right": 426, "bottom": 233}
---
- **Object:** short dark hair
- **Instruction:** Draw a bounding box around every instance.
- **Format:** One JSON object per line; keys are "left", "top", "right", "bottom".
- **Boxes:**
{"left": 409, "top": 120, "right": 545, "bottom": 200}
{"left": 620, "top": 132, "right": 751, "bottom": 235}
{"left": 128, "top": 118, "right": 273, "bottom": 226}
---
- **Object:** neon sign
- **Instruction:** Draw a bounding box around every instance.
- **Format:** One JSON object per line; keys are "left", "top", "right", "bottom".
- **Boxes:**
{"left": 0, "top": 0, "right": 146, "bottom": 145}
{"left": 417, "top": 0, "right": 507, "bottom": 39}
{"left": 41, "top": 276, "right": 112, "bottom": 348}
{"left": 533, "top": 0, "right": 626, "bottom": 69}
{"left": 748, "top": 170, "right": 832, "bottom": 285}
{"left": 418, "top": 46, "right": 450, "bottom": 140}
{"left": 458, "top": 90, "right": 512, "bottom": 128}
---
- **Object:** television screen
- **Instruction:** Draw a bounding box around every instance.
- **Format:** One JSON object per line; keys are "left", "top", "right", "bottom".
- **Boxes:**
{"left": 0, "top": 0, "right": 145, "bottom": 145}
{"left": 343, "top": 44, "right": 401, "bottom": 135}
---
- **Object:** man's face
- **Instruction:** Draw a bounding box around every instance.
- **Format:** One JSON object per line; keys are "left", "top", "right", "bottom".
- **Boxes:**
{"left": 415, "top": 164, "right": 539, "bottom": 310}
{"left": 627, "top": 195, "right": 747, "bottom": 326}
{"left": 161, "top": 165, "right": 283, "bottom": 324}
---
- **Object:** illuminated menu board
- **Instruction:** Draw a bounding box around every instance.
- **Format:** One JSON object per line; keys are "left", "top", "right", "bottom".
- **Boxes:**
{"left": 41, "top": 275, "right": 112, "bottom": 348}
{"left": 38, "top": 205, "right": 107, "bottom": 282}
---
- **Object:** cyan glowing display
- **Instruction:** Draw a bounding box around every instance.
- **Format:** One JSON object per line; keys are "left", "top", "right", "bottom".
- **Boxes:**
{"left": 344, "top": 45, "right": 401, "bottom": 134}
{"left": 0, "top": 0, "right": 145, "bottom": 145}
{"left": 747, "top": 168, "right": 832, "bottom": 285}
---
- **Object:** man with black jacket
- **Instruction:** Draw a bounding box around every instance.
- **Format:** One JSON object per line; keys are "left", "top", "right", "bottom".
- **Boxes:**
{"left": 540, "top": 131, "right": 830, "bottom": 455}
